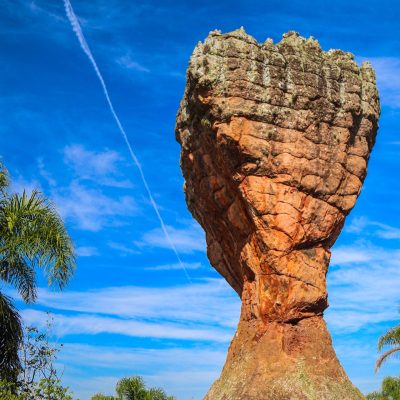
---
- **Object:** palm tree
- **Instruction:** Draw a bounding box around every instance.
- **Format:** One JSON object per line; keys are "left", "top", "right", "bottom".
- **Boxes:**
{"left": 0, "top": 164, "right": 75, "bottom": 381}
{"left": 147, "top": 388, "right": 175, "bottom": 400}
{"left": 116, "top": 376, "right": 148, "bottom": 400}
{"left": 367, "top": 376, "right": 400, "bottom": 400}
{"left": 91, "top": 395, "right": 116, "bottom": 400}
{"left": 93, "top": 376, "right": 177, "bottom": 400}
{"left": 375, "top": 322, "right": 400, "bottom": 372}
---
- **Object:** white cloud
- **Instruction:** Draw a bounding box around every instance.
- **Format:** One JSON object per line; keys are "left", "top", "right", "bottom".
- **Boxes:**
{"left": 37, "top": 158, "right": 57, "bottom": 187}
{"left": 28, "top": 279, "right": 239, "bottom": 329}
{"left": 54, "top": 180, "right": 137, "bottom": 231}
{"left": 345, "top": 216, "right": 369, "bottom": 234}
{"left": 28, "top": 1, "right": 65, "bottom": 22}
{"left": 345, "top": 216, "right": 400, "bottom": 240}
{"left": 145, "top": 262, "right": 202, "bottom": 271}
{"left": 14, "top": 279, "right": 239, "bottom": 400}
{"left": 61, "top": 356, "right": 220, "bottom": 400}
{"left": 374, "top": 223, "right": 400, "bottom": 239}
{"left": 330, "top": 243, "right": 398, "bottom": 266}
{"left": 331, "top": 245, "right": 374, "bottom": 265}
{"left": 327, "top": 243, "right": 400, "bottom": 333}
{"left": 61, "top": 343, "right": 225, "bottom": 370}
{"left": 57, "top": 343, "right": 226, "bottom": 399}
{"left": 76, "top": 246, "right": 99, "bottom": 257}
{"left": 21, "top": 309, "right": 233, "bottom": 342}
{"left": 136, "top": 222, "right": 206, "bottom": 253}
{"left": 116, "top": 53, "right": 150, "bottom": 73}
{"left": 64, "top": 144, "right": 132, "bottom": 188}
{"left": 108, "top": 241, "right": 139, "bottom": 255}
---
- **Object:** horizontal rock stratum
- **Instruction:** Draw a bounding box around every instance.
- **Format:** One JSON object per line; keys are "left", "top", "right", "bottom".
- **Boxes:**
{"left": 176, "top": 28, "right": 380, "bottom": 400}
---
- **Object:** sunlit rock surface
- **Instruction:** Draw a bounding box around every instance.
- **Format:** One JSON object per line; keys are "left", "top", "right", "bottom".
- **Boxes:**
{"left": 176, "top": 28, "right": 379, "bottom": 400}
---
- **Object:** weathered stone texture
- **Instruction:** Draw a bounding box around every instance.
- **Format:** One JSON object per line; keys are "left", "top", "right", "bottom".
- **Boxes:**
{"left": 176, "top": 28, "right": 379, "bottom": 400}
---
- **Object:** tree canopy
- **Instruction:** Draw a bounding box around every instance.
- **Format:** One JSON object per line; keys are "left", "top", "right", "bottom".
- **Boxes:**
{"left": 0, "top": 163, "right": 75, "bottom": 380}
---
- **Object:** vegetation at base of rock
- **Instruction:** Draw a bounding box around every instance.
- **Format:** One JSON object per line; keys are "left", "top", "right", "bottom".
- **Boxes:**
{"left": 366, "top": 376, "right": 400, "bottom": 400}
{"left": 0, "top": 378, "right": 74, "bottom": 400}
{"left": 90, "top": 376, "right": 176, "bottom": 400}
{"left": 91, "top": 395, "right": 116, "bottom": 400}
{"left": 0, "top": 163, "right": 76, "bottom": 380}
{"left": 0, "top": 318, "right": 74, "bottom": 399}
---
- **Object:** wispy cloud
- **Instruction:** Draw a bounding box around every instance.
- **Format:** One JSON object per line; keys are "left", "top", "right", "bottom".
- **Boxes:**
{"left": 59, "top": 343, "right": 224, "bottom": 370}
{"left": 13, "top": 279, "right": 240, "bottom": 341}
{"left": 346, "top": 216, "right": 400, "bottom": 239}
{"left": 21, "top": 309, "right": 232, "bottom": 342}
{"left": 145, "top": 262, "right": 202, "bottom": 271}
{"left": 28, "top": 0, "right": 65, "bottom": 23}
{"left": 116, "top": 52, "right": 150, "bottom": 73}
{"left": 330, "top": 245, "right": 374, "bottom": 265}
{"left": 327, "top": 242, "right": 400, "bottom": 333}
{"left": 136, "top": 222, "right": 206, "bottom": 254}
{"left": 64, "top": 0, "right": 189, "bottom": 273}
{"left": 76, "top": 246, "right": 99, "bottom": 257}
{"left": 59, "top": 343, "right": 225, "bottom": 400}
{"left": 64, "top": 144, "right": 132, "bottom": 188}
{"left": 107, "top": 241, "right": 139, "bottom": 255}
{"left": 37, "top": 158, "right": 57, "bottom": 187}
{"left": 54, "top": 180, "right": 137, "bottom": 231}
{"left": 17, "top": 279, "right": 239, "bottom": 330}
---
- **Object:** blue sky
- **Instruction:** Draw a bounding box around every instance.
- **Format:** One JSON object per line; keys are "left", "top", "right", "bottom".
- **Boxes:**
{"left": 1, "top": 0, "right": 400, "bottom": 398}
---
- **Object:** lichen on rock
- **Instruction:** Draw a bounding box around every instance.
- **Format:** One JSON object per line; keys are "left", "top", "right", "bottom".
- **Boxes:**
{"left": 176, "top": 28, "right": 379, "bottom": 400}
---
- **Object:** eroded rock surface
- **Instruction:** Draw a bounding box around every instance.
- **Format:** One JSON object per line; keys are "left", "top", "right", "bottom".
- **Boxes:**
{"left": 176, "top": 28, "right": 379, "bottom": 399}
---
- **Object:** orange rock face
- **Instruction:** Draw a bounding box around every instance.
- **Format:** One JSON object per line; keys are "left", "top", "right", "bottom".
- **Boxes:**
{"left": 176, "top": 29, "right": 379, "bottom": 399}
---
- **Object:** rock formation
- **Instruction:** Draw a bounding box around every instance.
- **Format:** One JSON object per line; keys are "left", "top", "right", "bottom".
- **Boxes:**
{"left": 175, "top": 28, "right": 379, "bottom": 400}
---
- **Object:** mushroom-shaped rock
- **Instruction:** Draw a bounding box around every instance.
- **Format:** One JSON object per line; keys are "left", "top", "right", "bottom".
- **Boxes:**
{"left": 176, "top": 29, "right": 379, "bottom": 400}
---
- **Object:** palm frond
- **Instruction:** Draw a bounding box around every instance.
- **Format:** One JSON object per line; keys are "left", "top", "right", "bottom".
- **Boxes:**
{"left": 375, "top": 346, "right": 400, "bottom": 372}
{"left": 0, "top": 292, "right": 22, "bottom": 381}
{"left": 377, "top": 325, "right": 400, "bottom": 351}
{"left": 0, "top": 259, "right": 36, "bottom": 302}
{"left": 0, "top": 189, "right": 76, "bottom": 290}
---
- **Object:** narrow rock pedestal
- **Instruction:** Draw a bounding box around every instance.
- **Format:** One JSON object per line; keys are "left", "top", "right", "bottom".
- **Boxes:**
{"left": 176, "top": 29, "right": 380, "bottom": 400}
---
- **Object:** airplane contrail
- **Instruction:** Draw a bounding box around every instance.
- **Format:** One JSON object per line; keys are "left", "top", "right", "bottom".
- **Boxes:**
{"left": 63, "top": 0, "right": 191, "bottom": 283}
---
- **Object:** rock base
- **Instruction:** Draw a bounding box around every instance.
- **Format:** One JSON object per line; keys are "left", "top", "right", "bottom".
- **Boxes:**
{"left": 205, "top": 316, "right": 364, "bottom": 400}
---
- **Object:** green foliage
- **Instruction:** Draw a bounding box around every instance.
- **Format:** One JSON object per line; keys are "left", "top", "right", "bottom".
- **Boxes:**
{"left": 0, "top": 380, "right": 20, "bottom": 399}
{"left": 379, "top": 327, "right": 400, "bottom": 352}
{"left": 147, "top": 387, "right": 175, "bottom": 400}
{"left": 0, "top": 163, "right": 76, "bottom": 380}
{"left": 91, "top": 376, "right": 175, "bottom": 400}
{"left": 366, "top": 392, "right": 385, "bottom": 400}
{"left": 367, "top": 376, "right": 400, "bottom": 400}
{"left": 116, "top": 376, "right": 147, "bottom": 399}
{"left": 0, "top": 378, "right": 73, "bottom": 400}
{"left": 91, "top": 394, "right": 116, "bottom": 400}
{"left": 375, "top": 319, "right": 400, "bottom": 371}
{"left": 0, "top": 294, "right": 23, "bottom": 382}
{"left": 30, "top": 378, "right": 74, "bottom": 400}
{"left": 0, "top": 319, "right": 74, "bottom": 399}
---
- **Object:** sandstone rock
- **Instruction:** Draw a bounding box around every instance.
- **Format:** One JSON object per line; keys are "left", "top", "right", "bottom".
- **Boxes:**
{"left": 176, "top": 28, "right": 379, "bottom": 400}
